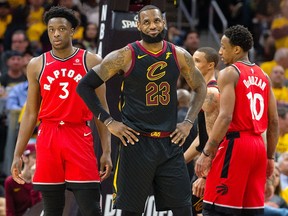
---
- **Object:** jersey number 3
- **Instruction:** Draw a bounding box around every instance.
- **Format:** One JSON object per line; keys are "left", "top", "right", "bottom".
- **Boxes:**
{"left": 59, "top": 82, "right": 69, "bottom": 99}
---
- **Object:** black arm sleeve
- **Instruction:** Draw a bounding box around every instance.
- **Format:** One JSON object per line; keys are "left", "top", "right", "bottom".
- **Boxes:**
{"left": 76, "top": 69, "right": 111, "bottom": 123}
{"left": 195, "top": 111, "right": 208, "bottom": 152}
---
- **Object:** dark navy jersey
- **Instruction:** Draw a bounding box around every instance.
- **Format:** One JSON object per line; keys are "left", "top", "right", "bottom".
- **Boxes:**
{"left": 121, "top": 41, "right": 180, "bottom": 133}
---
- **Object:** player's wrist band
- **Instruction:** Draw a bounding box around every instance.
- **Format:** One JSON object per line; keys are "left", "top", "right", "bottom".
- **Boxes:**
{"left": 202, "top": 149, "right": 210, "bottom": 157}
{"left": 202, "top": 176, "right": 207, "bottom": 179}
{"left": 267, "top": 156, "right": 275, "bottom": 160}
{"left": 184, "top": 118, "right": 193, "bottom": 125}
{"left": 105, "top": 118, "right": 114, "bottom": 127}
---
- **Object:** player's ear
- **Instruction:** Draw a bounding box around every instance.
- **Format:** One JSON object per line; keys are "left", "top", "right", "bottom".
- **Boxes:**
{"left": 70, "top": 28, "right": 75, "bottom": 36}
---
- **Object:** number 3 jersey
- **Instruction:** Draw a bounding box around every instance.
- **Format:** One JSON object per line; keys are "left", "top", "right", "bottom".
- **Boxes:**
{"left": 38, "top": 48, "right": 93, "bottom": 123}
{"left": 122, "top": 41, "right": 180, "bottom": 133}
{"left": 229, "top": 61, "right": 269, "bottom": 134}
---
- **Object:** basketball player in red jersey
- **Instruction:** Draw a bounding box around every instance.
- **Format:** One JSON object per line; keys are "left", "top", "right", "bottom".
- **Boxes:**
{"left": 195, "top": 25, "right": 279, "bottom": 216}
{"left": 10, "top": 6, "right": 112, "bottom": 216}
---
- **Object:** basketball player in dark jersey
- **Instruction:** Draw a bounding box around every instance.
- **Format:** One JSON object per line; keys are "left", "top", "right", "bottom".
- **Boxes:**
{"left": 183, "top": 47, "right": 220, "bottom": 215}
{"left": 10, "top": 6, "right": 112, "bottom": 216}
{"left": 77, "top": 4, "right": 207, "bottom": 216}
{"left": 195, "top": 25, "right": 279, "bottom": 216}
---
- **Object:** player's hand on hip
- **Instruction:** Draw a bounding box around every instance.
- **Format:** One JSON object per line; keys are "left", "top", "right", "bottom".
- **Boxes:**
{"left": 107, "top": 120, "right": 140, "bottom": 146}
{"left": 170, "top": 121, "right": 192, "bottom": 146}
{"left": 11, "top": 156, "right": 25, "bottom": 184}
{"left": 99, "top": 152, "right": 113, "bottom": 181}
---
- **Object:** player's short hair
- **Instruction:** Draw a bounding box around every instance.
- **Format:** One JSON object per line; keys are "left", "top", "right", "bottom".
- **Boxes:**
{"left": 137, "top": 5, "right": 162, "bottom": 21}
{"left": 224, "top": 25, "right": 253, "bottom": 52}
{"left": 196, "top": 47, "right": 219, "bottom": 67}
{"left": 43, "top": 6, "right": 79, "bottom": 29}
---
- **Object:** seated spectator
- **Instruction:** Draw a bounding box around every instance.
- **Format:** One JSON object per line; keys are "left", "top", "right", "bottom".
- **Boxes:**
{"left": 270, "top": 65, "right": 288, "bottom": 105}
{"left": 4, "top": 143, "right": 42, "bottom": 216}
{"left": 1, "top": 30, "right": 30, "bottom": 74}
{"left": 271, "top": 0, "right": 288, "bottom": 50}
{"left": 82, "top": 22, "right": 98, "bottom": 53}
{"left": 275, "top": 106, "right": 288, "bottom": 155}
{"left": 182, "top": 30, "right": 200, "bottom": 55}
{"left": 266, "top": 164, "right": 288, "bottom": 209}
{"left": 0, "top": 50, "right": 26, "bottom": 94}
{"left": 260, "top": 48, "right": 288, "bottom": 80}
{"left": 79, "top": 0, "right": 99, "bottom": 26}
{"left": 177, "top": 88, "right": 191, "bottom": 123}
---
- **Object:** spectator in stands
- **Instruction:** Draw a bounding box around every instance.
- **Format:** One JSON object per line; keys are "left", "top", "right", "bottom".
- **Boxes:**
{"left": 79, "top": 0, "right": 100, "bottom": 26}
{"left": 1, "top": 30, "right": 30, "bottom": 74}
{"left": 265, "top": 164, "right": 288, "bottom": 209}
{"left": 82, "top": 22, "right": 98, "bottom": 53}
{"left": 271, "top": 0, "right": 288, "bottom": 50}
{"left": 260, "top": 48, "right": 288, "bottom": 80}
{"left": 0, "top": 50, "right": 26, "bottom": 93}
{"left": 183, "top": 30, "right": 200, "bottom": 55}
{"left": 5, "top": 143, "right": 41, "bottom": 216}
{"left": 275, "top": 106, "right": 288, "bottom": 156}
{"left": 177, "top": 88, "right": 191, "bottom": 123}
{"left": 270, "top": 65, "right": 288, "bottom": 106}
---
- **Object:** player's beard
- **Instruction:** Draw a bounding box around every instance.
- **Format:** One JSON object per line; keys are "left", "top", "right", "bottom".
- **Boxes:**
{"left": 140, "top": 28, "right": 167, "bottom": 43}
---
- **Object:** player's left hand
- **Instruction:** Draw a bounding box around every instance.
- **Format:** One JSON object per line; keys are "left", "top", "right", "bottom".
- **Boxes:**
{"left": 195, "top": 153, "right": 212, "bottom": 178}
{"left": 99, "top": 152, "right": 112, "bottom": 181}
{"left": 170, "top": 121, "right": 192, "bottom": 146}
{"left": 11, "top": 156, "right": 25, "bottom": 184}
{"left": 192, "top": 177, "right": 206, "bottom": 198}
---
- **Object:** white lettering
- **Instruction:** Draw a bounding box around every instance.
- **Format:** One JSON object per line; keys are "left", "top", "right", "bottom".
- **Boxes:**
{"left": 44, "top": 84, "right": 50, "bottom": 90}
{"left": 103, "top": 195, "right": 173, "bottom": 216}
{"left": 101, "top": 4, "right": 107, "bottom": 21}
{"left": 44, "top": 68, "right": 82, "bottom": 91}
{"left": 53, "top": 70, "right": 60, "bottom": 79}
{"left": 122, "top": 20, "right": 137, "bottom": 29}
{"left": 99, "top": 23, "right": 105, "bottom": 40}
{"left": 243, "top": 76, "right": 267, "bottom": 90}
{"left": 67, "top": 69, "right": 75, "bottom": 78}
{"left": 47, "top": 76, "right": 55, "bottom": 84}
{"left": 74, "top": 74, "right": 82, "bottom": 82}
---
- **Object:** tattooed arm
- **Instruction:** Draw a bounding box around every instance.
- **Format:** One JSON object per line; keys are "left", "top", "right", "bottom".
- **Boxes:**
{"left": 184, "top": 87, "right": 220, "bottom": 163}
{"left": 93, "top": 46, "right": 132, "bottom": 81}
{"left": 77, "top": 46, "right": 140, "bottom": 146}
{"left": 170, "top": 46, "right": 207, "bottom": 146}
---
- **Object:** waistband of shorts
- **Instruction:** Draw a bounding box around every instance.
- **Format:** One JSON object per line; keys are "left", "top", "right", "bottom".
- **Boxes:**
{"left": 40, "top": 120, "right": 89, "bottom": 126}
{"left": 226, "top": 131, "right": 260, "bottom": 139}
{"left": 140, "top": 131, "right": 171, "bottom": 138}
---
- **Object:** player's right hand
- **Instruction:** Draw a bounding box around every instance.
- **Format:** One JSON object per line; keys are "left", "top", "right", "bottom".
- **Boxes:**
{"left": 107, "top": 120, "right": 140, "bottom": 146}
{"left": 11, "top": 156, "right": 26, "bottom": 184}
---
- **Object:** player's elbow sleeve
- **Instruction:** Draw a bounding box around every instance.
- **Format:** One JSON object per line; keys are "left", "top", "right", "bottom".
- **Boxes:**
{"left": 77, "top": 69, "right": 111, "bottom": 123}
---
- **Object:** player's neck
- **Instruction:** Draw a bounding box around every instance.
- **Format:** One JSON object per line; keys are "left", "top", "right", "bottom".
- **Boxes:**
{"left": 204, "top": 71, "right": 216, "bottom": 84}
{"left": 140, "top": 40, "right": 163, "bottom": 53}
{"left": 52, "top": 46, "right": 76, "bottom": 59}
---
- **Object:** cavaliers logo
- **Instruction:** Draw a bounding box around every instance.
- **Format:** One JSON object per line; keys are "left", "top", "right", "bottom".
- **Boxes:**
{"left": 216, "top": 183, "right": 228, "bottom": 195}
{"left": 146, "top": 61, "right": 167, "bottom": 81}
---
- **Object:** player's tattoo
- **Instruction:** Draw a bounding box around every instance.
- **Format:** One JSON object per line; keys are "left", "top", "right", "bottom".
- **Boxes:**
{"left": 99, "top": 47, "right": 129, "bottom": 81}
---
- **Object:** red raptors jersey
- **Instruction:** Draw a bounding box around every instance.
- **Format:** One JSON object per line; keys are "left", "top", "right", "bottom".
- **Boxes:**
{"left": 228, "top": 61, "right": 269, "bottom": 134}
{"left": 38, "top": 48, "right": 92, "bottom": 123}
